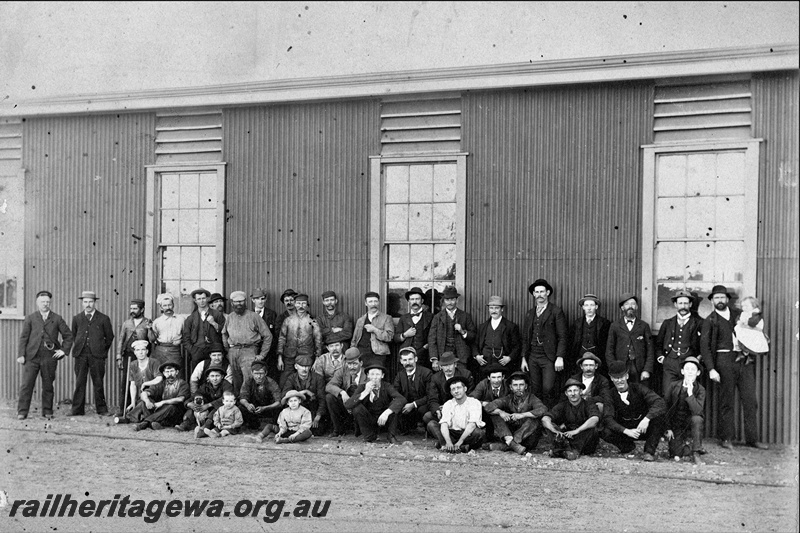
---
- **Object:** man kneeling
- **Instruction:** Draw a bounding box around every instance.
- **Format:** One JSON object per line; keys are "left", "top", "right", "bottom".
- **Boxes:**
{"left": 427, "top": 375, "right": 485, "bottom": 453}
{"left": 541, "top": 378, "right": 600, "bottom": 460}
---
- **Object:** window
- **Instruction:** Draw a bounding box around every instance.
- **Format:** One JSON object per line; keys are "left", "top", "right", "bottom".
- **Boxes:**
{"left": 0, "top": 171, "right": 24, "bottom": 317}
{"left": 145, "top": 164, "right": 226, "bottom": 315}
{"left": 641, "top": 140, "right": 760, "bottom": 328}
{"left": 369, "top": 154, "right": 467, "bottom": 317}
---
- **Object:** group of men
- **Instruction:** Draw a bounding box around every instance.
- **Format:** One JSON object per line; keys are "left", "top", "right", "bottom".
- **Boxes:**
{"left": 17, "top": 280, "right": 768, "bottom": 463}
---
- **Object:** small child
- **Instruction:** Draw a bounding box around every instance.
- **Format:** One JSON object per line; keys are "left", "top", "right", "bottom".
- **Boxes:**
{"left": 205, "top": 391, "right": 243, "bottom": 438}
{"left": 275, "top": 390, "right": 313, "bottom": 444}
{"left": 735, "top": 296, "right": 769, "bottom": 363}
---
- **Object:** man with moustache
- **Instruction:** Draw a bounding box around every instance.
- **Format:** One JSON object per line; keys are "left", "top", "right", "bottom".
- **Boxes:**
{"left": 352, "top": 291, "right": 395, "bottom": 368}
{"left": 188, "top": 344, "right": 233, "bottom": 393}
{"left": 605, "top": 293, "right": 655, "bottom": 384}
{"left": 393, "top": 347, "right": 433, "bottom": 434}
{"left": 521, "top": 279, "right": 569, "bottom": 408}
{"left": 700, "top": 285, "right": 767, "bottom": 450}
{"left": 470, "top": 363, "right": 509, "bottom": 443}
{"left": 345, "top": 362, "right": 406, "bottom": 444}
{"left": 222, "top": 291, "right": 272, "bottom": 395}
{"left": 570, "top": 353, "right": 613, "bottom": 412}
{"left": 541, "top": 378, "right": 601, "bottom": 460}
{"left": 128, "top": 361, "right": 190, "bottom": 431}
{"left": 239, "top": 360, "right": 282, "bottom": 436}
{"left": 394, "top": 287, "right": 434, "bottom": 368}
{"left": 208, "top": 293, "right": 226, "bottom": 313}
{"left": 282, "top": 355, "right": 327, "bottom": 436}
{"left": 664, "top": 357, "right": 706, "bottom": 464}
{"left": 182, "top": 288, "right": 225, "bottom": 379}
{"left": 70, "top": 291, "right": 115, "bottom": 416}
{"left": 115, "top": 298, "right": 152, "bottom": 416}
{"left": 17, "top": 290, "right": 74, "bottom": 420}
{"left": 277, "top": 293, "right": 323, "bottom": 385}
{"left": 316, "top": 290, "right": 354, "bottom": 348}
{"left": 485, "top": 371, "right": 548, "bottom": 455}
{"left": 149, "top": 293, "right": 185, "bottom": 368}
{"left": 313, "top": 331, "right": 349, "bottom": 384}
{"left": 472, "top": 296, "right": 521, "bottom": 379}
{"left": 425, "top": 351, "right": 474, "bottom": 424}
{"left": 428, "top": 286, "right": 477, "bottom": 371}
{"left": 274, "top": 288, "right": 298, "bottom": 336}
{"left": 568, "top": 294, "right": 611, "bottom": 374}
{"left": 656, "top": 290, "right": 702, "bottom": 394}
{"left": 428, "top": 375, "right": 486, "bottom": 453}
{"left": 325, "top": 347, "right": 368, "bottom": 437}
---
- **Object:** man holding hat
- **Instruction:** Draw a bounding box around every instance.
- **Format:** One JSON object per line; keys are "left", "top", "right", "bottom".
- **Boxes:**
{"left": 313, "top": 330, "right": 349, "bottom": 383}
{"left": 240, "top": 360, "right": 282, "bottom": 434}
{"left": 149, "top": 292, "right": 186, "bottom": 368}
{"left": 282, "top": 354, "right": 327, "bottom": 435}
{"left": 222, "top": 290, "right": 273, "bottom": 395}
{"left": 605, "top": 293, "right": 655, "bottom": 384}
{"left": 70, "top": 291, "right": 115, "bottom": 416}
{"left": 393, "top": 347, "right": 433, "bottom": 434}
{"left": 182, "top": 288, "right": 226, "bottom": 379}
{"left": 473, "top": 296, "right": 521, "bottom": 379}
{"left": 425, "top": 351, "right": 474, "bottom": 424}
{"left": 571, "top": 352, "right": 613, "bottom": 412}
{"left": 208, "top": 293, "right": 226, "bottom": 313}
{"left": 485, "top": 371, "right": 548, "bottom": 454}
{"left": 344, "top": 362, "right": 406, "bottom": 443}
{"left": 470, "top": 362, "right": 510, "bottom": 442}
{"left": 541, "top": 378, "right": 601, "bottom": 460}
{"left": 128, "top": 361, "right": 190, "bottom": 431}
{"left": 352, "top": 291, "right": 395, "bottom": 368}
{"left": 317, "top": 290, "right": 354, "bottom": 347}
{"left": 700, "top": 284, "right": 767, "bottom": 450}
{"left": 601, "top": 360, "right": 666, "bottom": 461}
{"left": 325, "top": 347, "right": 367, "bottom": 437}
{"left": 115, "top": 298, "right": 152, "bottom": 416}
{"left": 428, "top": 375, "right": 485, "bottom": 452}
{"left": 568, "top": 294, "right": 611, "bottom": 374}
{"left": 277, "top": 293, "right": 322, "bottom": 384}
{"left": 428, "top": 286, "right": 477, "bottom": 371}
{"left": 394, "top": 287, "right": 434, "bottom": 368}
{"left": 521, "top": 279, "right": 569, "bottom": 408}
{"left": 664, "top": 356, "right": 706, "bottom": 464}
{"left": 17, "top": 290, "right": 73, "bottom": 420}
{"left": 656, "top": 290, "right": 703, "bottom": 394}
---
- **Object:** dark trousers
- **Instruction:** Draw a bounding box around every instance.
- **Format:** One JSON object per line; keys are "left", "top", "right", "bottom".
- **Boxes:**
{"left": 668, "top": 415, "right": 704, "bottom": 456}
{"left": 427, "top": 423, "right": 485, "bottom": 450}
{"left": 601, "top": 416, "right": 667, "bottom": 455}
{"left": 325, "top": 393, "right": 355, "bottom": 434}
{"left": 72, "top": 351, "right": 108, "bottom": 415}
{"left": 528, "top": 354, "right": 557, "bottom": 407}
{"left": 491, "top": 416, "right": 541, "bottom": 448}
{"left": 151, "top": 345, "right": 181, "bottom": 368}
{"left": 551, "top": 427, "right": 599, "bottom": 458}
{"left": 352, "top": 404, "right": 398, "bottom": 440}
{"left": 397, "top": 403, "right": 428, "bottom": 434}
{"left": 18, "top": 347, "right": 59, "bottom": 415}
{"left": 716, "top": 352, "right": 759, "bottom": 443}
{"left": 126, "top": 401, "right": 184, "bottom": 426}
{"left": 240, "top": 405, "right": 280, "bottom": 430}
{"left": 661, "top": 356, "right": 682, "bottom": 395}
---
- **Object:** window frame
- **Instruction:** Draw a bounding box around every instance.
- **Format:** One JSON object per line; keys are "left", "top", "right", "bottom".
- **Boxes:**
{"left": 0, "top": 167, "right": 26, "bottom": 319}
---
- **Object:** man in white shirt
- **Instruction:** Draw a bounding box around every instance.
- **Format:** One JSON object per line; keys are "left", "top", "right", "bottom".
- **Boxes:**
{"left": 427, "top": 375, "right": 485, "bottom": 453}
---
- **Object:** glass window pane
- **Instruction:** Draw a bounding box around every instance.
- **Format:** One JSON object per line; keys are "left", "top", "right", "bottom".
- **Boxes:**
{"left": 409, "top": 165, "right": 433, "bottom": 203}
{"left": 655, "top": 281, "right": 688, "bottom": 324}
{"left": 385, "top": 204, "right": 408, "bottom": 241}
{"left": 716, "top": 152, "right": 746, "bottom": 195}
{"left": 656, "top": 198, "right": 686, "bottom": 240}
{"left": 715, "top": 196, "right": 744, "bottom": 239}
{"left": 198, "top": 211, "right": 217, "bottom": 243}
{"left": 386, "top": 282, "right": 410, "bottom": 318}
{"left": 181, "top": 246, "right": 201, "bottom": 280}
{"left": 176, "top": 281, "right": 198, "bottom": 315}
{"left": 686, "top": 153, "right": 716, "bottom": 196}
{"left": 179, "top": 209, "right": 199, "bottom": 244}
{"left": 433, "top": 243, "right": 456, "bottom": 280}
{"left": 162, "top": 247, "right": 180, "bottom": 279}
{"left": 685, "top": 197, "right": 716, "bottom": 239}
{"left": 161, "top": 174, "right": 180, "bottom": 208}
{"left": 408, "top": 203, "right": 433, "bottom": 241}
{"left": 433, "top": 163, "right": 456, "bottom": 202}
{"left": 385, "top": 165, "right": 409, "bottom": 203}
{"left": 200, "top": 246, "right": 216, "bottom": 281}
{"left": 199, "top": 173, "right": 217, "bottom": 207}
{"left": 409, "top": 244, "right": 434, "bottom": 281}
{"left": 161, "top": 209, "right": 180, "bottom": 243}
{"left": 685, "top": 241, "right": 714, "bottom": 282}
{"left": 179, "top": 173, "right": 200, "bottom": 209}
{"left": 655, "top": 241, "right": 685, "bottom": 281}
{"left": 657, "top": 155, "right": 686, "bottom": 197}
{"left": 388, "top": 244, "right": 410, "bottom": 281}
{"left": 201, "top": 280, "right": 217, "bottom": 295}
{"left": 432, "top": 203, "right": 456, "bottom": 241}
{"left": 714, "top": 241, "right": 744, "bottom": 282}
{"left": 163, "top": 279, "right": 182, "bottom": 298}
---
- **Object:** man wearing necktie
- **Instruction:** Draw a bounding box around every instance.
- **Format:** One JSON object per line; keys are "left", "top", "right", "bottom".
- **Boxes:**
{"left": 605, "top": 293, "right": 654, "bottom": 384}
{"left": 393, "top": 347, "right": 433, "bottom": 434}
{"left": 344, "top": 362, "right": 406, "bottom": 443}
{"left": 394, "top": 287, "right": 434, "bottom": 368}
{"left": 469, "top": 362, "right": 509, "bottom": 443}
{"left": 70, "top": 291, "right": 115, "bottom": 416}
{"left": 568, "top": 294, "right": 611, "bottom": 376}
{"left": 655, "top": 290, "right": 702, "bottom": 395}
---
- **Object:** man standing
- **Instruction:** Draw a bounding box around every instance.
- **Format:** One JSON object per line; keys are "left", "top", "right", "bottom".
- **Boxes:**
{"left": 222, "top": 291, "right": 272, "bottom": 395}
{"left": 115, "top": 298, "right": 152, "bottom": 416}
{"left": 521, "top": 279, "right": 569, "bottom": 407}
{"left": 568, "top": 294, "right": 611, "bottom": 374}
{"left": 605, "top": 293, "right": 655, "bottom": 384}
{"left": 182, "top": 288, "right": 225, "bottom": 378}
{"left": 274, "top": 288, "right": 298, "bottom": 335}
{"left": 325, "top": 347, "right": 367, "bottom": 437}
{"left": 316, "top": 290, "right": 354, "bottom": 347}
{"left": 426, "top": 351, "right": 474, "bottom": 424}
{"left": 282, "top": 355, "right": 327, "bottom": 436}
{"left": 345, "top": 362, "right": 406, "bottom": 444}
{"left": 700, "top": 285, "right": 767, "bottom": 450}
{"left": 17, "top": 290, "right": 73, "bottom": 420}
{"left": 393, "top": 347, "right": 433, "bottom": 434}
{"left": 277, "top": 293, "right": 322, "bottom": 384}
{"left": 485, "top": 371, "right": 548, "bottom": 455}
{"left": 149, "top": 293, "right": 185, "bottom": 368}
{"left": 656, "top": 290, "right": 702, "bottom": 394}
{"left": 352, "top": 291, "right": 394, "bottom": 368}
{"left": 428, "top": 286, "right": 477, "bottom": 371}
{"left": 472, "top": 296, "right": 521, "bottom": 379}
{"left": 70, "top": 291, "right": 115, "bottom": 416}
{"left": 541, "top": 378, "right": 601, "bottom": 460}
{"left": 250, "top": 288, "right": 277, "bottom": 368}
{"left": 427, "top": 375, "right": 485, "bottom": 453}
{"left": 208, "top": 293, "right": 226, "bottom": 313}
{"left": 394, "top": 287, "right": 434, "bottom": 368}
{"left": 312, "top": 331, "right": 348, "bottom": 384}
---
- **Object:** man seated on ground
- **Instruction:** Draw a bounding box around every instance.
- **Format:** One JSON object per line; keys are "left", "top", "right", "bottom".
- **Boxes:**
{"left": 428, "top": 375, "right": 485, "bottom": 453}
{"left": 125, "top": 361, "right": 189, "bottom": 431}
{"left": 601, "top": 360, "right": 667, "bottom": 462}
{"left": 189, "top": 344, "right": 232, "bottom": 394}
{"left": 426, "top": 351, "right": 474, "bottom": 424}
{"left": 393, "top": 347, "right": 432, "bottom": 435}
{"left": 239, "top": 360, "right": 282, "bottom": 437}
{"left": 470, "top": 362, "right": 509, "bottom": 442}
{"left": 485, "top": 371, "right": 547, "bottom": 455}
{"left": 312, "top": 331, "right": 349, "bottom": 384}
{"left": 344, "top": 362, "right": 406, "bottom": 444}
{"left": 282, "top": 355, "right": 327, "bottom": 436}
{"left": 325, "top": 348, "right": 366, "bottom": 437}
{"left": 571, "top": 352, "right": 612, "bottom": 413}
{"left": 177, "top": 364, "right": 232, "bottom": 433}
{"left": 541, "top": 378, "right": 601, "bottom": 460}
{"left": 664, "top": 356, "right": 706, "bottom": 465}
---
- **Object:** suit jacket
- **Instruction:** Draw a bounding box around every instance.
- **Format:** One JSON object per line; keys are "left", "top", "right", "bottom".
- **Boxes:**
{"left": 116, "top": 316, "right": 152, "bottom": 358}
{"left": 656, "top": 314, "right": 702, "bottom": 360}
{"left": 469, "top": 378, "right": 510, "bottom": 404}
{"left": 255, "top": 307, "right": 278, "bottom": 356}
{"left": 181, "top": 308, "right": 226, "bottom": 357}
{"left": 568, "top": 315, "right": 611, "bottom": 369}
{"left": 700, "top": 308, "right": 741, "bottom": 372}
{"left": 72, "top": 310, "right": 114, "bottom": 358}
{"left": 19, "top": 311, "right": 74, "bottom": 359}
{"left": 664, "top": 379, "right": 705, "bottom": 427}
{"left": 427, "top": 367, "right": 474, "bottom": 415}
{"left": 569, "top": 372, "right": 613, "bottom": 406}
{"left": 317, "top": 310, "right": 355, "bottom": 345}
{"left": 352, "top": 312, "right": 394, "bottom": 355}
{"left": 394, "top": 310, "right": 434, "bottom": 365}
{"left": 428, "top": 308, "right": 477, "bottom": 364}
{"left": 522, "top": 303, "right": 569, "bottom": 362}
{"left": 605, "top": 318, "right": 655, "bottom": 375}
{"left": 603, "top": 382, "right": 666, "bottom": 433}
{"left": 473, "top": 317, "right": 522, "bottom": 364}
{"left": 344, "top": 381, "right": 406, "bottom": 415}
{"left": 393, "top": 366, "right": 433, "bottom": 409}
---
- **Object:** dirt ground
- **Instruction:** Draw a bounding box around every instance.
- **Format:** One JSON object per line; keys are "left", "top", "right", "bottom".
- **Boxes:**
{"left": 0, "top": 400, "right": 797, "bottom": 533}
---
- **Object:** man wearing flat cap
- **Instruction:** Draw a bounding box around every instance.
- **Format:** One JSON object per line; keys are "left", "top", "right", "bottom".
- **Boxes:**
{"left": 277, "top": 293, "right": 322, "bottom": 385}
{"left": 664, "top": 357, "right": 706, "bottom": 464}
{"left": 239, "top": 360, "right": 282, "bottom": 434}
{"left": 542, "top": 378, "right": 601, "bottom": 460}
{"left": 313, "top": 331, "right": 349, "bottom": 384}
{"left": 282, "top": 354, "right": 327, "bottom": 435}
{"left": 182, "top": 288, "right": 226, "bottom": 380}
{"left": 394, "top": 287, "right": 434, "bottom": 368}
{"left": 521, "top": 279, "right": 569, "bottom": 408}
{"left": 473, "top": 296, "right": 521, "bottom": 380}
{"left": 317, "top": 291, "right": 354, "bottom": 348}
{"left": 570, "top": 352, "right": 613, "bottom": 412}
{"left": 605, "top": 293, "right": 655, "bottom": 384}
{"left": 325, "top": 347, "right": 367, "bottom": 437}
{"left": 127, "top": 361, "right": 190, "bottom": 431}
{"left": 115, "top": 298, "right": 152, "bottom": 416}
{"left": 149, "top": 292, "right": 186, "bottom": 368}
{"left": 568, "top": 294, "right": 611, "bottom": 375}
{"left": 426, "top": 351, "right": 474, "bottom": 424}
{"left": 393, "top": 347, "right": 433, "bottom": 434}
{"left": 70, "top": 291, "right": 115, "bottom": 416}
{"left": 352, "top": 291, "right": 395, "bottom": 368}
{"left": 17, "top": 290, "right": 73, "bottom": 420}
{"left": 656, "top": 290, "right": 702, "bottom": 395}
{"left": 344, "top": 362, "right": 406, "bottom": 443}
{"left": 485, "top": 371, "right": 548, "bottom": 454}
{"left": 222, "top": 290, "right": 272, "bottom": 396}
{"left": 700, "top": 284, "right": 767, "bottom": 450}
{"left": 428, "top": 375, "right": 485, "bottom": 453}
{"left": 250, "top": 288, "right": 277, "bottom": 370}
{"left": 428, "top": 286, "right": 477, "bottom": 371}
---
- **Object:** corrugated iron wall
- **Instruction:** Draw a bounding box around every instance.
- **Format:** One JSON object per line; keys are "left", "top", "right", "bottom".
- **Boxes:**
{"left": 222, "top": 100, "right": 381, "bottom": 320}
{"left": 4, "top": 113, "right": 155, "bottom": 411}
{"left": 752, "top": 71, "right": 799, "bottom": 445}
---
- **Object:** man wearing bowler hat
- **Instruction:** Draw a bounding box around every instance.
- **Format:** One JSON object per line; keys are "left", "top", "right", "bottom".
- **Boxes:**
{"left": 182, "top": 288, "right": 226, "bottom": 378}
{"left": 345, "top": 361, "right": 406, "bottom": 443}
{"left": 521, "top": 279, "right": 569, "bottom": 408}
{"left": 17, "top": 290, "right": 73, "bottom": 420}
{"left": 700, "top": 284, "right": 767, "bottom": 450}
{"left": 115, "top": 298, "right": 152, "bottom": 416}
{"left": 317, "top": 290, "right": 354, "bottom": 348}
{"left": 605, "top": 293, "right": 655, "bottom": 384}
{"left": 656, "top": 290, "right": 702, "bottom": 394}
{"left": 664, "top": 356, "right": 706, "bottom": 464}
{"left": 571, "top": 352, "right": 613, "bottom": 412}
{"left": 428, "top": 375, "right": 485, "bottom": 453}
{"left": 485, "top": 370, "right": 548, "bottom": 454}
{"left": 473, "top": 296, "right": 521, "bottom": 380}
{"left": 394, "top": 287, "right": 434, "bottom": 368}
{"left": 428, "top": 286, "right": 477, "bottom": 371}
{"left": 208, "top": 293, "right": 226, "bottom": 313}
{"left": 393, "top": 346, "right": 433, "bottom": 434}
{"left": 313, "top": 330, "right": 349, "bottom": 383}
{"left": 70, "top": 291, "right": 115, "bottom": 416}
{"left": 569, "top": 294, "right": 611, "bottom": 374}
{"left": 352, "top": 291, "right": 395, "bottom": 368}
{"left": 541, "top": 378, "right": 601, "bottom": 460}
{"left": 325, "top": 347, "right": 367, "bottom": 437}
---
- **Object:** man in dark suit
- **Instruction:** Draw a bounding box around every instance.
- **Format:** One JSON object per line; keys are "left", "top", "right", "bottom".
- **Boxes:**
{"left": 521, "top": 279, "right": 569, "bottom": 407}
{"left": 472, "top": 296, "right": 521, "bottom": 380}
{"left": 325, "top": 347, "right": 367, "bottom": 437}
{"left": 71, "top": 290, "right": 115, "bottom": 416}
{"left": 345, "top": 362, "right": 406, "bottom": 443}
{"left": 17, "top": 290, "right": 74, "bottom": 419}
{"left": 570, "top": 353, "right": 613, "bottom": 413}
{"left": 182, "top": 288, "right": 225, "bottom": 380}
{"left": 251, "top": 288, "right": 278, "bottom": 377}
{"left": 568, "top": 294, "right": 611, "bottom": 375}
{"left": 394, "top": 287, "right": 434, "bottom": 368}
{"left": 428, "top": 286, "right": 477, "bottom": 370}
{"left": 605, "top": 293, "right": 655, "bottom": 384}
{"left": 655, "top": 290, "right": 702, "bottom": 394}
{"left": 393, "top": 347, "right": 433, "bottom": 434}
{"left": 469, "top": 362, "right": 509, "bottom": 442}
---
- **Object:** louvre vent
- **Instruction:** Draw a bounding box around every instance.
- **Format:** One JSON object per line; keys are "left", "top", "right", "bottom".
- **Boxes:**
{"left": 155, "top": 109, "right": 222, "bottom": 163}
{"left": 0, "top": 118, "right": 22, "bottom": 176}
{"left": 380, "top": 96, "right": 461, "bottom": 155}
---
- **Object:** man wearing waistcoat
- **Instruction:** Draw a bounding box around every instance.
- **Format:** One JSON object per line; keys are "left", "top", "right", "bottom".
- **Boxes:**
{"left": 655, "top": 290, "right": 702, "bottom": 394}
{"left": 394, "top": 287, "right": 434, "bottom": 368}
{"left": 352, "top": 292, "right": 394, "bottom": 368}
{"left": 473, "top": 296, "right": 521, "bottom": 380}
{"left": 605, "top": 293, "right": 654, "bottom": 384}
{"left": 568, "top": 294, "right": 611, "bottom": 375}
{"left": 428, "top": 286, "right": 477, "bottom": 371}
{"left": 393, "top": 346, "right": 433, "bottom": 434}
{"left": 71, "top": 290, "right": 115, "bottom": 416}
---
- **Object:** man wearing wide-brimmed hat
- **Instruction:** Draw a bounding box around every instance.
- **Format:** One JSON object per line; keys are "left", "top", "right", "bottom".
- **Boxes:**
{"left": 485, "top": 370, "right": 548, "bottom": 455}
{"left": 473, "top": 296, "right": 521, "bottom": 380}
{"left": 70, "top": 290, "right": 115, "bottom": 416}
{"left": 428, "top": 286, "right": 477, "bottom": 371}
{"left": 541, "top": 378, "right": 601, "bottom": 460}
{"left": 570, "top": 352, "right": 613, "bottom": 412}
{"left": 425, "top": 351, "right": 474, "bottom": 425}
{"left": 114, "top": 298, "right": 152, "bottom": 416}
{"left": 344, "top": 361, "right": 406, "bottom": 443}
{"left": 568, "top": 293, "right": 611, "bottom": 374}
{"left": 655, "top": 290, "right": 702, "bottom": 394}
{"left": 605, "top": 293, "right": 655, "bottom": 384}
{"left": 394, "top": 287, "right": 434, "bottom": 368}
{"left": 317, "top": 290, "right": 354, "bottom": 348}
{"left": 182, "top": 287, "right": 226, "bottom": 378}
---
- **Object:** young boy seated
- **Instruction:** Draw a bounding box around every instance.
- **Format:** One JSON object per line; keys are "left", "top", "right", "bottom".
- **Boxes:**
{"left": 664, "top": 356, "right": 706, "bottom": 465}
{"left": 178, "top": 364, "right": 232, "bottom": 433}
{"left": 203, "top": 390, "right": 243, "bottom": 438}
{"left": 274, "top": 390, "right": 313, "bottom": 444}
